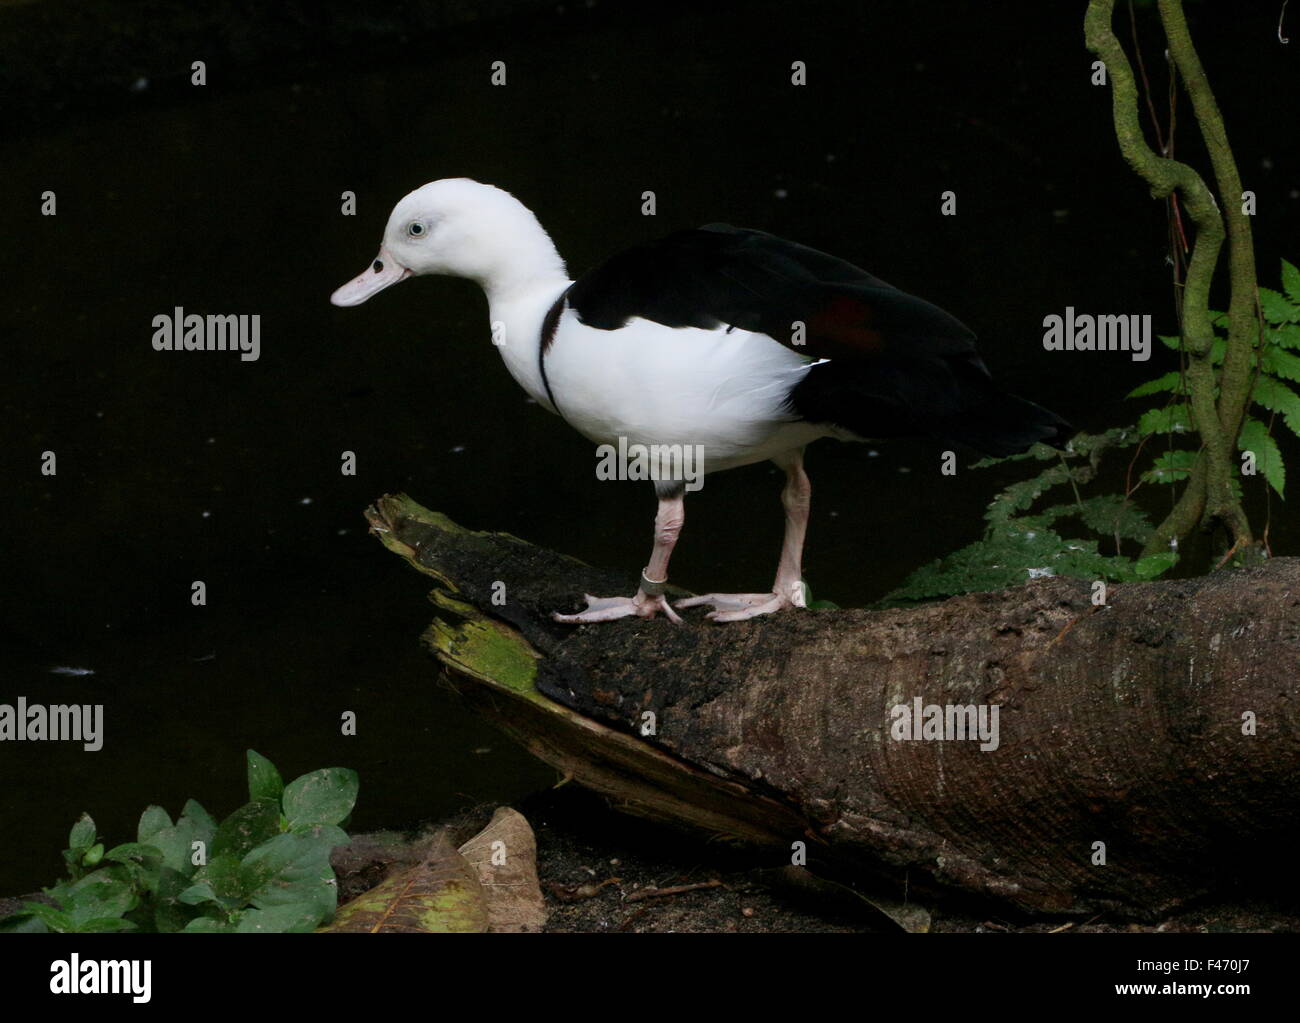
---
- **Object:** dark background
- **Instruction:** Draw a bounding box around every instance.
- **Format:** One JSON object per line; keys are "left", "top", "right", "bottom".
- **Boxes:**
{"left": 1, "top": 0, "right": 1296, "bottom": 896}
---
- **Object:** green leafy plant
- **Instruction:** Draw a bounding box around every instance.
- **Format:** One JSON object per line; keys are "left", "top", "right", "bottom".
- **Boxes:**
{"left": 885, "top": 429, "right": 1167, "bottom": 605}
{"left": 1129, "top": 259, "right": 1300, "bottom": 499}
{"left": 0, "top": 751, "right": 358, "bottom": 934}
{"left": 888, "top": 264, "right": 1298, "bottom": 604}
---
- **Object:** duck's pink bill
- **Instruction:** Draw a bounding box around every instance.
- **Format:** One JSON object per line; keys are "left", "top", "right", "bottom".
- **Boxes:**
{"left": 331, "top": 250, "right": 412, "bottom": 307}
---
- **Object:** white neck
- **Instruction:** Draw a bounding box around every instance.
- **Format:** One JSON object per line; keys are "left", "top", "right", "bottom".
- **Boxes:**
{"left": 484, "top": 258, "right": 572, "bottom": 412}
{"left": 479, "top": 244, "right": 569, "bottom": 307}
{"left": 463, "top": 196, "right": 570, "bottom": 305}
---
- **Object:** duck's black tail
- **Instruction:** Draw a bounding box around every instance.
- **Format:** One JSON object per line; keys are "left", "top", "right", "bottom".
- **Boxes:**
{"left": 930, "top": 388, "right": 1074, "bottom": 458}
{"left": 791, "top": 354, "right": 1074, "bottom": 458}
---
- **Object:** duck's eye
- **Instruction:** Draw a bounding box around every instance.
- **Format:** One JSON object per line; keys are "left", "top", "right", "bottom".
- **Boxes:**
{"left": 407, "top": 221, "right": 425, "bottom": 238}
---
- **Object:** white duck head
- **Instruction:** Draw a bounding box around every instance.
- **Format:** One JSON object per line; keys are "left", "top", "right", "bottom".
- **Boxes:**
{"left": 330, "top": 178, "right": 567, "bottom": 307}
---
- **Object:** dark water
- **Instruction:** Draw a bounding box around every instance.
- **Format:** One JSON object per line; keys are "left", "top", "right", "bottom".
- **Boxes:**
{"left": 3, "top": 1, "right": 1297, "bottom": 895}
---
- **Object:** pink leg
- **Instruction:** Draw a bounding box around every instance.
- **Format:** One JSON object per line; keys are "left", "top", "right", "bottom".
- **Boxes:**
{"left": 771, "top": 452, "right": 811, "bottom": 603}
{"left": 553, "top": 492, "right": 685, "bottom": 624}
{"left": 676, "top": 449, "right": 811, "bottom": 622}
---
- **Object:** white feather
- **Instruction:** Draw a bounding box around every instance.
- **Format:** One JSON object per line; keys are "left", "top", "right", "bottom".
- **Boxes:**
{"left": 543, "top": 313, "right": 829, "bottom": 472}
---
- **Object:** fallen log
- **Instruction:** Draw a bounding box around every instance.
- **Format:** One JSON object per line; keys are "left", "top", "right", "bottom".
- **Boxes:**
{"left": 365, "top": 493, "right": 1300, "bottom": 919}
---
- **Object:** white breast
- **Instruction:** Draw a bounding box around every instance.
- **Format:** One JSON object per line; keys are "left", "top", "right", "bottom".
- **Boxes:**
{"left": 542, "top": 313, "right": 830, "bottom": 472}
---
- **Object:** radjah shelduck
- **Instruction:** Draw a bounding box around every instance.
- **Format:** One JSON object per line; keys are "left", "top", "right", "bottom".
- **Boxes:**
{"left": 332, "top": 178, "right": 1071, "bottom": 624}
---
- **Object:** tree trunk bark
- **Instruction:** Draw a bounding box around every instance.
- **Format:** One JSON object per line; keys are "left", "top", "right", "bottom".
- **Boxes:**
{"left": 366, "top": 493, "right": 1300, "bottom": 920}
